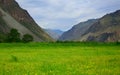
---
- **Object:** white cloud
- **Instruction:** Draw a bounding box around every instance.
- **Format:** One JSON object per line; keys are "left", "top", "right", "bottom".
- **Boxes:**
{"left": 16, "top": 0, "right": 120, "bottom": 31}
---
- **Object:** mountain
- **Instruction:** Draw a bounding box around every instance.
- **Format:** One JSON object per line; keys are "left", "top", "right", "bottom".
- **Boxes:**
{"left": 59, "top": 10, "right": 120, "bottom": 42}
{"left": 59, "top": 19, "right": 98, "bottom": 41}
{"left": 45, "top": 29, "right": 63, "bottom": 40}
{"left": 81, "top": 10, "right": 120, "bottom": 42}
{"left": 0, "top": 0, "right": 53, "bottom": 42}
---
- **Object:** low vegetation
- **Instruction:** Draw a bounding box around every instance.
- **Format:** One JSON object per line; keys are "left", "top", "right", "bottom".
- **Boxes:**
{"left": 22, "top": 34, "right": 33, "bottom": 43}
{"left": 0, "top": 28, "right": 33, "bottom": 43}
{"left": 0, "top": 42, "right": 119, "bottom": 75}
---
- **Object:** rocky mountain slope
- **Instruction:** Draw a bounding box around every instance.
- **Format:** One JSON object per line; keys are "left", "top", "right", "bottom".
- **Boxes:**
{"left": 81, "top": 10, "right": 120, "bottom": 42}
{"left": 59, "top": 10, "right": 120, "bottom": 42}
{"left": 0, "top": 0, "right": 53, "bottom": 42}
{"left": 59, "top": 19, "right": 98, "bottom": 41}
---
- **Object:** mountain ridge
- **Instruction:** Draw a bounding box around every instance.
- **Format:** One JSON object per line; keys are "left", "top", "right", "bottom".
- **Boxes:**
{"left": 81, "top": 10, "right": 120, "bottom": 42}
{"left": 0, "top": 0, "right": 53, "bottom": 42}
{"left": 59, "top": 19, "right": 98, "bottom": 41}
{"left": 59, "top": 10, "right": 120, "bottom": 42}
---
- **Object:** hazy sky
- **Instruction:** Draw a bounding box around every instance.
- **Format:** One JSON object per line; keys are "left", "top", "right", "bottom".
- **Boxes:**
{"left": 16, "top": 0, "right": 120, "bottom": 31}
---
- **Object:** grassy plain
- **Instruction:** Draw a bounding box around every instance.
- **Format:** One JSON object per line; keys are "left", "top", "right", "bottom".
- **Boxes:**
{"left": 0, "top": 42, "right": 120, "bottom": 75}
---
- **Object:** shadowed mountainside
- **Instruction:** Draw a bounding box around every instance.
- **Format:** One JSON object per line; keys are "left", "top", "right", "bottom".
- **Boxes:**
{"left": 0, "top": 0, "right": 53, "bottom": 42}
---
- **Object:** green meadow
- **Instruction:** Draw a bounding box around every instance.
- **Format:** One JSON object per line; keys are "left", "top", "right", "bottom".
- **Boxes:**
{"left": 0, "top": 42, "right": 120, "bottom": 75}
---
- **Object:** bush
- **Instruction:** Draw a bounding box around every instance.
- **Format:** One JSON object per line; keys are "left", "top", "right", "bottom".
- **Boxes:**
{"left": 116, "top": 41, "right": 120, "bottom": 45}
{"left": 0, "top": 28, "right": 34, "bottom": 43}
{"left": 22, "top": 34, "right": 33, "bottom": 43}
{"left": 6, "top": 28, "right": 21, "bottom": 42}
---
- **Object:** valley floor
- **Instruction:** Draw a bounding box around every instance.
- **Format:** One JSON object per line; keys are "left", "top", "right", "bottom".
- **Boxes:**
{"left": 0, "top": 42, "right": 120, "bottom": 75}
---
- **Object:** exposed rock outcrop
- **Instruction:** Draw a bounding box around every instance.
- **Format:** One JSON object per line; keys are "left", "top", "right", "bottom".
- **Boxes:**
{"left": 82, "top": 10, "right": 120, "bottom": 42}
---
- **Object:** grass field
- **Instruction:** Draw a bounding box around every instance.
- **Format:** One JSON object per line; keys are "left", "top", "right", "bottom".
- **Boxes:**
{"left": 0, "top": 42, "right": 120, "bottom": 75}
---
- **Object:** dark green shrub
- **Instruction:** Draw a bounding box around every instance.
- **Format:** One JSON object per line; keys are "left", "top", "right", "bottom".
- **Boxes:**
{"left": 22, "top": 34, "right": 33, "bottom": 43}
{"left": 6, "top": 28, "right": 21, "bottom": 42}
{"left": 116, "top": 41, "right": 120, "bottom": 45}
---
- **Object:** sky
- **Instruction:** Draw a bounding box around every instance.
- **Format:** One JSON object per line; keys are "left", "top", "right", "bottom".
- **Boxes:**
{"left": 15, "top": 0, "right": 120, "bottom": 31}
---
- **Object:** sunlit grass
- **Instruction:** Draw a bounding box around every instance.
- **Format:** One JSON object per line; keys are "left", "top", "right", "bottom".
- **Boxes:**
{"left": 0, "top": 42, "right": 120, "bottom": 75}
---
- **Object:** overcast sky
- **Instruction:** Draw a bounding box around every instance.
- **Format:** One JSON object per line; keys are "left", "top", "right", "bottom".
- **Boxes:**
{"left": 16, "top": 0, "right": 120, "bottom": 31}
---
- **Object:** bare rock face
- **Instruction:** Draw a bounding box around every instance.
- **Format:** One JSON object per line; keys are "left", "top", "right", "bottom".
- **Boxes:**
{"left": 0, "top": 0, "right": 53, "bottom": 42}
{"left": 83, "top": 10, "right": 120, "bottom": 42}
{"left": 0, "top": 0, "right": 13, "bottom": 4}
{"left": 0, "top": 0, "right": 37, "bottom": 28}
{"left": 0, "top": 0, "right": 35, "bottom": 25}
{"left": 107, "top": 30, "right": 120, "bottom": 42}
{"left": 87, "top": 32, "right": 120, "bottom": 42}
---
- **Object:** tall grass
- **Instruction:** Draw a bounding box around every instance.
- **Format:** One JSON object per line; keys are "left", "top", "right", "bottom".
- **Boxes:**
{"left": 0, "top": 42, "right": 119, "bottom": 75}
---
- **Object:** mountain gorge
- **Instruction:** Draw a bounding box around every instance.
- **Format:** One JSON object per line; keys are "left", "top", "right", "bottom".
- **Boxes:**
{"left": 0, "top": 0, "right": 53, "bottom": 42}
{"left": 0, "top": 0, "right": 120, "bottom": 42}
{"left": 59, "top": 19, "right": 98, "bottom": 41}
{"left": 59, "top": 10, "right": 120, "bottom": 42}
{"left": 45, "top": 29, "right": 63, "bottom": 40}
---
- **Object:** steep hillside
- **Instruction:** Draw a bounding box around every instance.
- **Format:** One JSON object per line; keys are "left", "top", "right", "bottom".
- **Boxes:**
{"left": 59, "top": 19, "right": 98, "bottom": 41}
{"left": 0, "top": 0, "right": 53, "bottom": 42}
{"left": 45, "top": 29, "right": 63, "bottom": 40}
{"left": 0, "top": 10, "right": 10, "bottom": 34}
{"left": 81, "top": 10, "right": 120, "bottom": 42}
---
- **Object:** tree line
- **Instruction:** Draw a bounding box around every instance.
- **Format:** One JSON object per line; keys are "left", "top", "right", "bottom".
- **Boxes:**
{"left": 0, "top": 28, "right": 33, "bottom": 43}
